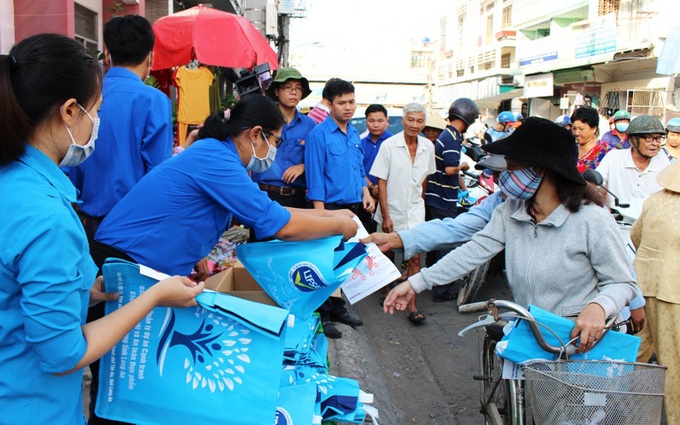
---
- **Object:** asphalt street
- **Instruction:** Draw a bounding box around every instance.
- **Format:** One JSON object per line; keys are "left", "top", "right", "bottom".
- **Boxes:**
{"left": 328, "top": 269, "right": 513, "bottom": 425}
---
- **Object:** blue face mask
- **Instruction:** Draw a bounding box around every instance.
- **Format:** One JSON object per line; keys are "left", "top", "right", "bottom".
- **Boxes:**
{"left": 615, "top": 122, "right": 629, "bottom": 133}
{"left": 499, "top": 167, "right": 543, "bottom": 201}
{"left": 246, "top": 133, "right": 277, "bottom": 173}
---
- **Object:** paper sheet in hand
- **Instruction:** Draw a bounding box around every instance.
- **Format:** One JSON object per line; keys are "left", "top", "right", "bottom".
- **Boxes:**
{"left": 341, "top": 217, "right": 401, "bottom": 304}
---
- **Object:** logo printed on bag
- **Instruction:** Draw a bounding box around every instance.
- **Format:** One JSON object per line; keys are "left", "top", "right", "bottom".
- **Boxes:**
{"left": 157, "top": 308, "right": 253, "bottom": 393}
{"left": 289, "top": 262, "right": 328, "bottom": 292}
{"left": 274, "top": 407, "right": 293, "bottom": 425}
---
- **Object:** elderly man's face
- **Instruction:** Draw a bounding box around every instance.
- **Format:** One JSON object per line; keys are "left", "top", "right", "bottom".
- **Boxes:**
{"left": 634, "top": 134, "right": 665, "bottom": 157}
{"left": 402, "top": 112, "right": 426, "bottom": 139}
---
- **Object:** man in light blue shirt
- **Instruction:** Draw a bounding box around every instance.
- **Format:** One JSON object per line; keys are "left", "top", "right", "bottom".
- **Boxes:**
{"left": 66, "top": 15, "right": 173, "bottom": 240}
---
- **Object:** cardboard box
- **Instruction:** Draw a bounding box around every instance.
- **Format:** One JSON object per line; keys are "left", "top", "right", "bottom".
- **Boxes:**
{"left": 204, "top": 260, "right": 277, "bottom": 306}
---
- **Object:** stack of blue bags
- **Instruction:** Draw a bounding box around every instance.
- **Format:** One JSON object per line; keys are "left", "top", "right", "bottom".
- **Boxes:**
{"left": 276, "top": 314, "right": 374, "bottom": 424}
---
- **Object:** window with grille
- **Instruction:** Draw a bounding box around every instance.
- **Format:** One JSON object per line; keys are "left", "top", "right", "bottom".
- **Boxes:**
{"left": 598, "top": 0, "right": 619, "bottom": 16}
{"left": 502, "top": 5, "right": 512, "bottom": 28}
{"left": 626, "top": 89, "right": 664, "bottom": 120}
{"left": 75, "top": 3, "right": 98, "bottom": 56}
{"left": 501, "top": 53, "right": 511, "bottom": 68}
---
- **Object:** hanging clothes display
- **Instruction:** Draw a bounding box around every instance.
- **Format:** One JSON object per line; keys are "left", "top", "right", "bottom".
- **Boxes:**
{"left": 174, "top": 64, "right": 214, "bottom": 144}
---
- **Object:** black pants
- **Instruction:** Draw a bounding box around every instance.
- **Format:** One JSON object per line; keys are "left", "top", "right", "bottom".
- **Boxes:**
{"left": 425, "top": 205, "right": 461, "bottom": 297}
{"left": 87, "top": 241, "right": 136, "bottom": 425}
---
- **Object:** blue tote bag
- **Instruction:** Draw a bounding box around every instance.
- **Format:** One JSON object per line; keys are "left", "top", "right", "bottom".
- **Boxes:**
{"left": 96, "top": 258, "right": 290, "bottom": 425}
{"left": 496, "top": 305, "right": 641, "bottom": 364}
{"left": 236, "top": 236, "right": 367, "bottom": 318}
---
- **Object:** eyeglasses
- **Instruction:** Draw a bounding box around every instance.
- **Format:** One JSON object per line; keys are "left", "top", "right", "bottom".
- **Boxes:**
{"left": 279, "top": 84, "right": 302, "bottom": 93}
{"left": 263, "top": 131, "right": 283, "bottom": 147}
{"left": 641, "top": 135, "right": 666, "bottom": 144}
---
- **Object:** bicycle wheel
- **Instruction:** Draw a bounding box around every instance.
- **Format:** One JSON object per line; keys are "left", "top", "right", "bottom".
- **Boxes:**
{"left": 457, "top": 259, "right": 491, "bottom": 306}
{"left": 480, "top": 335, "right": 511, "bottom": 424}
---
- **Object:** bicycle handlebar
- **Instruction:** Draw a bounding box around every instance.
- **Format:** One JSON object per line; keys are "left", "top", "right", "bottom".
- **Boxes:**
{"left": 459, "top": 299, "right": 620, "bottom": 358}
{"left": 486, "top": 300, "right": 576, "bottom": 356}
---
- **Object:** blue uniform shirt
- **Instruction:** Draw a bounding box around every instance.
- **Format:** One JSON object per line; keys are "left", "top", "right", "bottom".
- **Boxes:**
{"left": 305, "top": 118, "right": 366, "bottom": 204}
{"left": 96, "top": 138, "right": 291, "bottom": 275}
{"left": 425, "top": 126, "right": 464, "bottom": 214}
{"left": 0, "top": 145, "right": 96, "bottom": 424}
{"left": 361, "top": 131, "right": 393, "bottom": 185}
{"left": 67, "top": 67, "right": 173, "bottom": 217}
{"left": 252, "top": 109, "right": 315, "bottom": 188}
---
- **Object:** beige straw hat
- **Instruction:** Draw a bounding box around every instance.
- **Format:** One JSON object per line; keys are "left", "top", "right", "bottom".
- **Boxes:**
{"left": 657, "top": 160, "right": 680, "bottom": 193}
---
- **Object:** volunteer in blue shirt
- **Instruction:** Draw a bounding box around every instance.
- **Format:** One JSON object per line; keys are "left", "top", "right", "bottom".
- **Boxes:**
{"left": 252, "top": 67, "right": 315, "bottom": 209}
{"left": 360, "top": 103, "right": 393, "bottom": 232}
{"left": 0, "top": 33, "right": 202, "bottom": 425}
{"left": 66, "top": 15, "right": 173, "bottom": 240}
{"left": 305, "top": 78, "right": 375, "bottom": 214}
{"left": 95, "top": 95, "right": 358, "bottom": 277}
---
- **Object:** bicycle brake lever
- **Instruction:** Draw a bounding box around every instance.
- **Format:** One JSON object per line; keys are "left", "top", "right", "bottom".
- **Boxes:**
{"left": 458, "top": 314, "right": 497, "bottom": 337}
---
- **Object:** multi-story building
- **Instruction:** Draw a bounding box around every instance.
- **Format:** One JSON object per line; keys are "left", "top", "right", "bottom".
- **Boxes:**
{"left": 434, "top": 0, "right": 679, "bottom": 126}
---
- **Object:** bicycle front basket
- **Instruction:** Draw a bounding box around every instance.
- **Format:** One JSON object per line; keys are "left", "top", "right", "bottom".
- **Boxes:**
{"left": 523, "top": 360, "right": 666, "bottom": 425}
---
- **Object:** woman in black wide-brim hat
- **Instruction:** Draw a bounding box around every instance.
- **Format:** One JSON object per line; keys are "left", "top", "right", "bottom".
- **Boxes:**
{"left": 384, "top": 117, "right": 638, "bottom": 354}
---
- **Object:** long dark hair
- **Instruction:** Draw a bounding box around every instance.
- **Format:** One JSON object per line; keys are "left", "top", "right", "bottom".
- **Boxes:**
{"left": 0, "top": 33, "right": 102, "bottom": 166}
{"left": 549, "top": 169, "right": 605, "bottom": 212}
{"left": 198, "top": 95, "right": 284, "bottom": 141}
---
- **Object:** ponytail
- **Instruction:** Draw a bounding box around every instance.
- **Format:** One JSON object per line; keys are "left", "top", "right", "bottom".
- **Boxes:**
{"left": 0, "top": 34, "right": 102, "bottom": 166}
{"left": 0, "top": 55, "right": 32, "bottom": 165}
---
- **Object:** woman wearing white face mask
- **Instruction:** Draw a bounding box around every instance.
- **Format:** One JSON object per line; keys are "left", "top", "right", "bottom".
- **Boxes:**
{"left": 94, "top": 94, "right": 358, "bottom": 278}
{"left": 0, "top": 34, "right": 204, "bottom": 425}
{"left": 384, "top": 117, "right": 638, "bottom": 353}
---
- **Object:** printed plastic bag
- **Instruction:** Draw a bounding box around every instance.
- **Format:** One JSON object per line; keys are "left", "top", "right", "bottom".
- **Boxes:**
{"left": 496, "top": 305, "right": 641, "bottom": 364}
{"left": 96, "top": 259, "right": 290, "bottom": 425}
{"left": 236, "top": 235, "right": 367, "bottom": 318}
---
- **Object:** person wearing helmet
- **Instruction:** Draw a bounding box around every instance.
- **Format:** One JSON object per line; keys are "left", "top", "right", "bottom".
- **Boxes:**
{"left": 595, "top": 115, "right": 671, "bottom": 208}
{"left": 601, "top": 110, "right": 631, "bottom": 149}
{"left": 663, "top": 117, "right": 680, "bottom": 159}
{"left": 554, "top": 115, "right": 572, "bottom": 131}
{"left": 424, "top": 98, "right": 479, "bottom": 301}
{"left": 484, "top": 111, "right": 515, "bottom": 143}
{"left": 511, "top": 111, "right": 524, "bottom": 129}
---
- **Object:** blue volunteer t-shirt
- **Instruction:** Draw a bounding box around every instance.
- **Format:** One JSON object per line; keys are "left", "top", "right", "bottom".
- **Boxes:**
{"left": 96, "top": 138, "right": 291, "bottom": 275}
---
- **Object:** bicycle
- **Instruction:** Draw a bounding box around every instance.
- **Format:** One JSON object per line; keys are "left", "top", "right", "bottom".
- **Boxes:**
{"left": 458, "top": 299, "right": 666, "bottom": 425}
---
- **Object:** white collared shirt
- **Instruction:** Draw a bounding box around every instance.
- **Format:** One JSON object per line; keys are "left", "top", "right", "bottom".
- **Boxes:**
{"left": 595, "top": 149, "right": 671, "bottom": 208}
{"left": 369, "top": 132, "right": 436, "bottom": 230}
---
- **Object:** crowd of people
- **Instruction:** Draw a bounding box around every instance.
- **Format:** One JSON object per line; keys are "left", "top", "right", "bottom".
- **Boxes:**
{"left": 1, "top": 12, "right": 680, "bottom": 425}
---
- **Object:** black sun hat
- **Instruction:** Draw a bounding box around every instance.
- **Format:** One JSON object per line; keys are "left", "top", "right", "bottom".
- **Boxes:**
{"left": 482, "top": 116, "right": 585, "bottom": 185}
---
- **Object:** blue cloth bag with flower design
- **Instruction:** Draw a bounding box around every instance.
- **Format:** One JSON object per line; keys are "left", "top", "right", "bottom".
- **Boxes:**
{"left": 96, "top": 258, "right": 289, "bottom": 425}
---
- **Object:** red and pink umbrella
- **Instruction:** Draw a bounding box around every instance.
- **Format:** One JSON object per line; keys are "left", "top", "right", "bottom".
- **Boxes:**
{"left": 152, "top": 4, "right": 278, "bottom": 71}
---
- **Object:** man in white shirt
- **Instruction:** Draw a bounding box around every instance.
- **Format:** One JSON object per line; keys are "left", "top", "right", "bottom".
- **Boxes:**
{"left": 596, "top": 115, "right": 670, "bottom": 208}
{"left": 370, "top": 103, "right": 436, "bottom": 323}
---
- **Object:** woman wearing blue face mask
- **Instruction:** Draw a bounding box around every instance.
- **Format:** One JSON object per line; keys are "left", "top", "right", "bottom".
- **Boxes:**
{"left": 0, "top": 34, "right": 204, "bottom": 425}
{"left": 94, "top": 94, "right": 358, "bottom": 278}
{"left": 384, "top": 117, "right": 638, "bottom": 353}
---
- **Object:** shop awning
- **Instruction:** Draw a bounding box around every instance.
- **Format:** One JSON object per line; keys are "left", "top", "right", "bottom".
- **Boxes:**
{"left": 475, "top": 88, "right": 525, "bottom": 106}
{"left": 657, "top": 25, "right": 680, "bottom": 75}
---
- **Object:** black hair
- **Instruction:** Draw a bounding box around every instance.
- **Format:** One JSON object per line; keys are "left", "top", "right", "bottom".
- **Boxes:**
{"left": 365, "top": 104, "right": 388, "bottom": 118}
{"left": 198, "top": 95, "right": 284, "bottom": 141}
{"left": 0, "top": 33, "right": 102, "bottom": 166}
{"left": 104, "top": 15, "right": 155, "bottom": 66}
{"left": 548, "top": 169, "right": 605, "bottom": 212}
{"left": 322, "top": 78, "right": 354, "bottom": 103}
{"left": 570, "top": 107, "right": 599, "bottom": 130}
